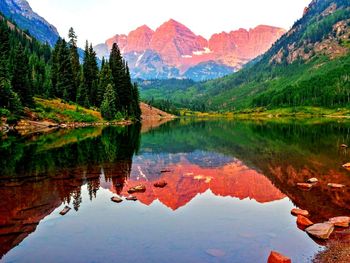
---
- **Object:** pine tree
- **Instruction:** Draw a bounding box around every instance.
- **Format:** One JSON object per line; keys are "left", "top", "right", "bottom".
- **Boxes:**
{"left": 131, "top": 82, "right": 141, "bottom": 120}
{"left": 68, "top": 27, "right": 80, "bottom": 101}
{"left": 101, "top": 84, "right": 117, "bottom": 120}
{"left": 0, "top": 78, "right": 22, "bottom": 113}
{"left": 109, "top": 43, "right": 124, "bottom": 113}
{"left": 51, "top": 38, "right": 62, "bottom": 97}
{"left": 11, "top": 44, "right": 33, "bottom": 107}
{"left": 0, "top": 20, "right": 10, "bottom": 80}
{"left": 97, "top": 61, "right": 115, "bottom": 107}
{"left": 56, "top": 39, "right": 75, "bottom": 101}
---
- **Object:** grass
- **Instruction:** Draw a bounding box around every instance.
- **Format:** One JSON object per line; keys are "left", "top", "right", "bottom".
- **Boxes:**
{"left": 34, "top": 98, "right": 102, "bottom": 123}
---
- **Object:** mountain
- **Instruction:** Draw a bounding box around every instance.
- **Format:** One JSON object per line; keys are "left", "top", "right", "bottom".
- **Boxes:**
{"left": 0, "top": 0, "right": 59, "bottom": 46}
{"left": 171, "top": 0, "right": 350, "bottom": 110}
{"left": 94, "top": 20, "right": 285, "bottom": 80}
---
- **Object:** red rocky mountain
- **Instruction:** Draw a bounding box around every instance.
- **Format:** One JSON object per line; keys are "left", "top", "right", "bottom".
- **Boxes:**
{"left": 96, "top": 19, "right": 286, "bottom": 80}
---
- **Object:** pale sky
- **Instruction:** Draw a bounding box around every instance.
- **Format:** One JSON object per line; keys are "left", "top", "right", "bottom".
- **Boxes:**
{"left": 27, "top": 0, "right": 311, "bottom": 48}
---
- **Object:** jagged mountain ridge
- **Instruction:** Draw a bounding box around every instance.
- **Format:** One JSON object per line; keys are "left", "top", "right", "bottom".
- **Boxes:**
{"left": 0, "top": 0, "right": 59, "bottom": 46}
{"left": 95, "top": 20, "right": 286, "bottom": 80}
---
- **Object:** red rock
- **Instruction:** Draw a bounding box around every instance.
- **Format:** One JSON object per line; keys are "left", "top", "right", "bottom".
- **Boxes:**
{"left": 105, "top": 34, "right": 128, "bottom": 50}
{"left": 342, "top": 163, "right": 350, "bottom": 168}
{"left": 126, "top": 195, "right": 138, "bottom": 201}
{"left": 297, "top": 215, "right": 314, "bottom": 227}
{"left": 327, "top": 183, "right": 345, "bottom": 189}
{"left": 291, "top": 208, "right": 310, "bottom": 217}
{"left": 59, "top": 206, "right": 71, "bottom": 215}
{"left": 111, "top": 196, "right": 123, "bottom": 203}
{"left": 154, "top": 180, "right": 167, "bottom": 188}
{"left": 306, "top": 223, "right": 334, "bottom": 240}
{"left": 124, "top": 25, "right": 154, "bottom": 53}
{"left": 128, "top": 184, "right": 146, "bottom": 194}
{"left": 267, "top": 251, "right": 291, "bottom": 263}
{"left": 329, "top": 216, "right": 350, "bottom": 227}
{"left": 297, "top": 183, "right": 313, "bottom": 190}
{"left": 340, "top": 144, "right": 348, "bottom": 148}
{"left": 307, "top": 178, "right": 318, "bottom": 183}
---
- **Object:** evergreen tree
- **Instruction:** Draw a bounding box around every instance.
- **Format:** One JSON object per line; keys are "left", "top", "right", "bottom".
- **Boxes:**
{"left": 0, "top": 78, "right": 22, "bottom": 113}
{"left": 131, "top": 82, "right": 141, "bottom": 120}
{"left": 11, "top": 44, "right": 33, "bottom": 106}
{"left": 56, "top": 39, "right": 75, "bottom": 101}
{"left": 51, "top": 38, "right": 62, "bottom": 97}
{"left": 109, "top": 43, "right": 124, "bottom": 113}
{"left": 97, "top": 61, "right": 114, "bottom": 107}
{"left": 100, "top": 84, "right": 117, "bottom": 120}
{"left": 68, "top": 27, "right": 80, "bottom": 101}
{"left": 0, "top": 20, "right": 10, "bottom": 80}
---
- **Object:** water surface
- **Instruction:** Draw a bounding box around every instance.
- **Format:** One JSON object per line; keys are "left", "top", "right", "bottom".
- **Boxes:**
{"left": 1, "top": 119, "right": 350, "bottom": 262}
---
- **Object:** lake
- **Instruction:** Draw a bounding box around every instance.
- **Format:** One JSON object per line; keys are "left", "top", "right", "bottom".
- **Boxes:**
{"left": 1, "top": 118, "right": 350, "bottom": 263}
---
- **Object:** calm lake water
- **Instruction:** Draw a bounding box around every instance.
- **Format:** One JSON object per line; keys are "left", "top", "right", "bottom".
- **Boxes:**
{"left": 1, "top": 119, "right": 350, "bottom": 262}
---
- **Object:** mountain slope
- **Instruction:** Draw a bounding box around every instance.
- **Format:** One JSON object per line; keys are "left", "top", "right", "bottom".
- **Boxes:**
{"left": 95, "top": 20, "right": 285, "bottom": 80}
{"left": 178, "top": 0, "right": 350, "bottom": 111}
{"left": 0, "top": 0, "right": 59, "bottom": 46}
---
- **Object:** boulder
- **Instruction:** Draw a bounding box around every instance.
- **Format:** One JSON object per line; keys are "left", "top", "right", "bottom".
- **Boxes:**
{"left": 342, "top": 163, "right": 350, "bottom": 168}
{"left": 267, "top": 251, "right": 291, "bottom": 263}
{"left": 154, "top": 180, "right": 168, "bottom": 188}
{"left": 59, "top": 206, "right": 71, "bottom": 215}
{"left": 307, "top": 178, "right": 318, "bottom": 183}
{"left": 297, "top": 183, "right": 313, "bottom": 190}
{"left": 297, "top": 215, "right": 314, "bottom": 227}
{"left": 327, "top": 183, "right": 345, "bottom": 189}
{"left": 126, "top": 195, "right": 138, "bottom": 201}
{"left": 341, "top": 144, "right": 348, "bottom": 148}
{"left": 306, "top": 223, "right": 334, "bottom": 240}
{"left": 329, "top": 216, "right": 350, "bottom": 227}
{"left": 128, "top": 185, "right": 146, "bottom": 194}
{"left": 291, "top": 208, "right": 310, "bottom": 217}
{"left": 111, "top": 196, "right": 123, "bottom": 203}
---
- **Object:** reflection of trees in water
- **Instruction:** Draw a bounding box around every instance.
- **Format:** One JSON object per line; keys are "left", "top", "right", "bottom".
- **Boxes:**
{"left": 0, "top": 124, "right": 141, "bottom": 178}
{"left": 0, "top": 124, "right": 141, "bottom": 259}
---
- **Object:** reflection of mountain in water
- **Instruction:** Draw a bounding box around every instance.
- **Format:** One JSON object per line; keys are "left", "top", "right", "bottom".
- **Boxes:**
{"left": 2, "top": 119, "right": 350, "bottom": 258}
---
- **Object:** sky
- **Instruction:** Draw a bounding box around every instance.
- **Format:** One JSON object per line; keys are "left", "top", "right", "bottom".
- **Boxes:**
{"left": 27, "top": 0, "right": 312, "bottom": 48}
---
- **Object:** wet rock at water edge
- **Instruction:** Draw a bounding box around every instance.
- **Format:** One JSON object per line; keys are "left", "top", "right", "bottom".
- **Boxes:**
{"left": 111, "top": 196, "right": 123, "bottom": 203}
{"left": 126, "top": 195, "right": 138, "bottom": 201}
{"left": 341, "top": 144, "right": 348, "bottom": 148}
{"left": 307, "top": 178, "right": 318, "bottom": 183}
{"left": 342, "top": 163, "right": 350, "bottom": 169}
{"left": 306, "top": 222, "right": 334, "bottom": 240}
{"left": 267, "top": 251, "right": 291, "bottom": 263}
{"left": 327, "top": 183, "right": 345, "bottom": 189}
{"left": 297, "top": 215, "right": 314, "bottom": 228}
{"left": 297, "top": 183, "right": 313, "bottom": 190}
{"left": 329, "top": 216, "right": 350, "bottom": 227}
{"left": 206, "top": 248, "right": 226, "bottom": 257}
{"left": 128, "top": 185, "right": 146, "bottom": 194}
{"left": 59, "top": 206, "right": 71, "bottom": 215}
{"left": 154, "top": 180, "right": 168, "bottom": 188}
{"left": 291, "top": 208, "right": 310, "bottom": 217}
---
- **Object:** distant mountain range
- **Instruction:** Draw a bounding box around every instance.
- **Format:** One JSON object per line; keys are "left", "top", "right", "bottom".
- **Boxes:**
{"left": 95, "top": 20, "right": 286, "bottom": 80}
{"left": 142, "top": 0, "right": 350, "bottom": 110}
{"left": 0, "top": 0, "right": 59, "bottom": 46}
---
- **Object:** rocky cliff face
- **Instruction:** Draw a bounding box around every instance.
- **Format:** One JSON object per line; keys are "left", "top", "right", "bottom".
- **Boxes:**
{"left": 0, "top": 0, "right": 59, "bottom": 46}
{"left": 95, "top": 19, "right": 286, "bottom": 80}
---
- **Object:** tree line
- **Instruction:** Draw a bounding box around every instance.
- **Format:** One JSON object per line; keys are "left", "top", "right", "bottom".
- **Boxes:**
{"left": 0, "top": 16, "right": 141, "bottom": 121}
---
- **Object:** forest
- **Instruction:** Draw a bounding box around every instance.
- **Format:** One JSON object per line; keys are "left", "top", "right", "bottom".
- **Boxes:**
{"left": 0, "top": 15, "right": 141, "bottom": 122}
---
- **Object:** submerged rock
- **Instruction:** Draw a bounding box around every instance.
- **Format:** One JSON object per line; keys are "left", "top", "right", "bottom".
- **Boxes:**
{"left": 327, "top": 183, "right": 345, "bottom": 189}
{"left": 267, "top": 251, "right": 291, "bottom": 263}
{"left": 297, "top": 215, "right": 314, "bottom": 228}
{"left": 306, "top": 223, "right": 334, "bottom": 240}
{"left": 297, "top": 183, "right": 313, "bottom": 190}
{"left": 329, "top": 216, "right": 350, "bottom": 227}
{"left": 307, "top": 178, "right": 318, "bottom": 183}
{"left": 154, "top": 180, "right": 168, "bottom": 188}
{"left": 126, "top": 195, "right": 138, "bottom": 201}
{"left": 206, "top": 248, "right": 226, "bottom": 257}
{"left": 59, "top": 206, "right": 71, "bottom": 215}
{"left": 291, "top": 208, "right": 310, "bottom": 217}
{"left": 128, "top": 185, "right": 146, "bottom": 194}
{"left": 111, "top": 196, "right": 123, "bottom": 203}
